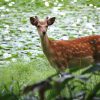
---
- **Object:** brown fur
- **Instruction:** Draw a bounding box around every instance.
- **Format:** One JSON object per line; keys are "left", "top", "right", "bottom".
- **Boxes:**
{"left": 48, "top": 35, "right": 100, "bottom": 71}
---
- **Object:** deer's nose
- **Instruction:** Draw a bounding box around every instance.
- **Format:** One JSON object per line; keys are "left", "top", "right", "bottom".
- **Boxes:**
{"left": 43, "top": 31, "right": 46, "bottom": 35}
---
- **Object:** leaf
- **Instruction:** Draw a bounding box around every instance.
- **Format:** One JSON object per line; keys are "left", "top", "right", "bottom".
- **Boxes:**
{"left": 86, "top": 82, "right": 100, "bottom": 100}
{"left": 74, "top": 91, "right": 85, "bottom": 100}
{"left": 76, "top": 74, "right": 91, "bottom": 82}
{"left": 82, "top": 64, "right": 100, "bottom": 74}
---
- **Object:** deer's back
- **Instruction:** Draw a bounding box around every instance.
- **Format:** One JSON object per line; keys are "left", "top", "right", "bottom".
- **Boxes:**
{"left": 49, "top": 35, "right": 100, "bottom": 70}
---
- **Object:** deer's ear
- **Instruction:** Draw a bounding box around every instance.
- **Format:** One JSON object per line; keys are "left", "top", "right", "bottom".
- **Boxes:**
{"left": 30, "top": 17, "right": 38, "bottom": 26}
{"left": 47, "top": 17, "right": 56, "bottom": 25}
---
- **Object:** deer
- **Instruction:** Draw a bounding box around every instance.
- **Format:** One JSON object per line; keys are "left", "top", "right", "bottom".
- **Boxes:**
{"left": 30, "top": 16, "right": 100, "bottom": 73}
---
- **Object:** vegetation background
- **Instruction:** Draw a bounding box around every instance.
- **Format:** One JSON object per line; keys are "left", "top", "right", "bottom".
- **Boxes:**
{"left": 0, "top": 0, "right": 100, "bottom": 100}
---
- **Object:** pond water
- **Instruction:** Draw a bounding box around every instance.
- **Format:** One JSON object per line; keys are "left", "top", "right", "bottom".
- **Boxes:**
{"left": 0, "top": 0, "right": 100, "bottom": 65}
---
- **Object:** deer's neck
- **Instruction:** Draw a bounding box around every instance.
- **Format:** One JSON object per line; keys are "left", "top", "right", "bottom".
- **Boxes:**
{"left": 40, "top": 34, "right": 51, "bottom": 56}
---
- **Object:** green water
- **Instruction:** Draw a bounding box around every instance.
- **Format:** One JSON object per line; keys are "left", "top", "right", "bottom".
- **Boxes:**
{"left": 0, "top": 0, "right": 100, "bottom": 65}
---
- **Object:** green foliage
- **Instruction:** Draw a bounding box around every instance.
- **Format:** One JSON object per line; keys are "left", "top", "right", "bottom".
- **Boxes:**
{"left": 23, "top": 66, "right": 100, "bottom": 100}
{"left": 78, "top": 0, "right": 100, "bottom": 7}
{"left": 0, "top": 59, "right": 100, "bottom": 100}
{"left": 0, "top": 57, "right": 55, "bottom": 100}
{"left": 0, "top": 0, "right": 100, "bottom": 100}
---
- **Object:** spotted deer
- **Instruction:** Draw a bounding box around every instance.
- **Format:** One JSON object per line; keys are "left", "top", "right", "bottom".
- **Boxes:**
{"left": 30, "top": 16, "right": 100, "bottom": 72}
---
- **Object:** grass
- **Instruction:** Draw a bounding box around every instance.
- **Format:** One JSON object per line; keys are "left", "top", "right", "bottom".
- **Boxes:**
{"left": 0, "top": 55, "right": 100, "bottom": 100}
{"left": 0, "top": 55, "right": 55, "bottom": 97}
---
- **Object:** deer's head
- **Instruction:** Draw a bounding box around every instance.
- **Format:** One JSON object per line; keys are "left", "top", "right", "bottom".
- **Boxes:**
{"left": 30, "top": 16, "right": 55, "bottom": 37}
